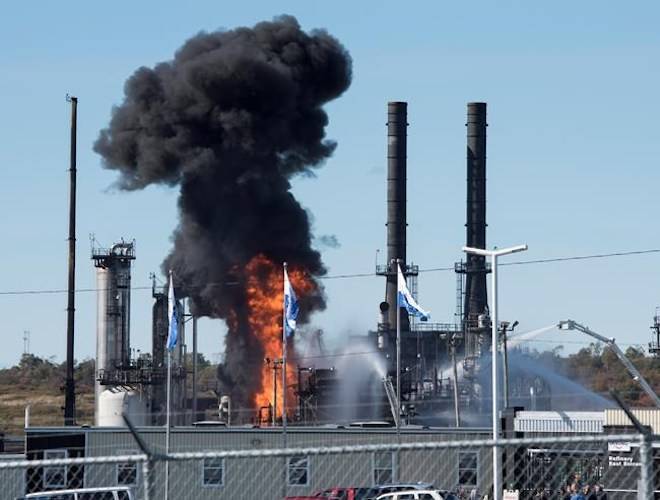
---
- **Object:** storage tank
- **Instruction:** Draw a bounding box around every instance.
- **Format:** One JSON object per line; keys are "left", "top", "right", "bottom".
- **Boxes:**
{"left": 97, "top": 388, "right": 148, "bottom": 427}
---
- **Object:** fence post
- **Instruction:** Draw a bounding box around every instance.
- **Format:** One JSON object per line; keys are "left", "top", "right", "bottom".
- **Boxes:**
{"left": 142, "top": 457, "right": 152, "bottom": 500}
{"left": 638, "top": 433, "right": 653, "bottom": 500}
{"left": 609, "top": 393, "right": 654, "bottom": 500}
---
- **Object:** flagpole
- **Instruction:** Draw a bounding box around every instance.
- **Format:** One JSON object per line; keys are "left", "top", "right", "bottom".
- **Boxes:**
{"left": 282, "top": 262, "right": 288, "bottom": 500}
{"left": 395, "top": 259, "right": 401, "bottom": 482}
{"left": 282, "top": 262, "right": 288, "bottom": 433}
{"left": 165, "top": 348, "right": 171, "bottom": 500}
{"left": 395, "top": 259, "right": 401, "bottom": 428}
{"left": 164, "top": 269, "right": 174, "bottom": 500}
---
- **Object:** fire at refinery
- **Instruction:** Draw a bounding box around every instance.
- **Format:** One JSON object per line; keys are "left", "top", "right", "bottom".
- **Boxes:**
{"left": 90, "top": 15, "right": 632, "bottom": 431}
{"left": 234, "top": 254, "right": 319, "bottom": 417}
{"left": 94, "top": 15, "right": 352, "bottom": 417}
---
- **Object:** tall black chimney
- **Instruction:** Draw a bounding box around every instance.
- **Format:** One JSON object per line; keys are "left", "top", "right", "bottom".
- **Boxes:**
{"left": 64, "top": 95, "right": 77, "bottom": 426}
{"left": 464, "top": 102, "right": 488, "bottom": 325}
{"left": 385, "top": 102, "right": 409, "bottom": 330}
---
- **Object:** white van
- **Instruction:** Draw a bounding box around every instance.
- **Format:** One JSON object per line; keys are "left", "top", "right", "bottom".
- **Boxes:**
{"left": 18, "top": 486, "right": 133, "bottom": 500}
{"left": 376, "top": 490, "right": 446, "bottom": 500}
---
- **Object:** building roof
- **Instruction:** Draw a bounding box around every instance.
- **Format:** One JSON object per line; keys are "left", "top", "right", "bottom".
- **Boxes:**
{"left": 604, "top": 408, "right": 660, "bottom": 434}
{"left": 514, "top": 411, "right": 604, "bottom": 433}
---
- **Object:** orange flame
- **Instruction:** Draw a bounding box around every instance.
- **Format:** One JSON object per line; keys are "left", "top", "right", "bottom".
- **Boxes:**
{"left": 242, "top": 254, "right": 317, "bottom": 420}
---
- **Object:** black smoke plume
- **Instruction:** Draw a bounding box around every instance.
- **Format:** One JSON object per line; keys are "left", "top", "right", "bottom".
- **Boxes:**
{"left": 95, "top": 16, "right": 352, "bottom": 411}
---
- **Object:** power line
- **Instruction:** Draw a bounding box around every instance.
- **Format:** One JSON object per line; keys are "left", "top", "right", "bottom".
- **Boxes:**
{"left": 1, "top": 248, "right": 659, "bottom": 296}
{"left": 500, "top": 248, "right": 660, "bottom": 267}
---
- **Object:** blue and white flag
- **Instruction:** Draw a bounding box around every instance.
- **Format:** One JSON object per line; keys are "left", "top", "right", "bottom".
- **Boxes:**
{"left": 167, "top": 271, "right": 178, "bottom": 351}
{"left": 283, "top": 265, "right": 299, "bottom": 337}
{"left": 397, "top": 263, "right": 431, "bottom": 321}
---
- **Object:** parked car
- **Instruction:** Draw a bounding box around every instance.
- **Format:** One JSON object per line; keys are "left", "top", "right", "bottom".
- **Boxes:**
{"left": 17, "top": 486, "right": 133, "bottom": 500}
{"left": 361, "top": 483, "right": 435, "bottom": 500}
{"left": 286, "top": 497, "right": 336, "bottom": 500}
{"left": 286, "top": 487, "right": 372, "bottom": 500}
{"left": 376, "top": 489, "right": 450, "bottom": 500}
{"left": 317, "top": 487, "right": 375, "bottom": 499}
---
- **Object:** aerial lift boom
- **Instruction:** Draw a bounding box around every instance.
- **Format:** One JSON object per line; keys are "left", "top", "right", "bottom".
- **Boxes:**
{"left": 558, "top": 320, "right": 660, "bottom": 408}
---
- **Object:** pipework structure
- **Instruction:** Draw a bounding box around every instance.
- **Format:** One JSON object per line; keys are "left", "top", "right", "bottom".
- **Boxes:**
{"left": 374, "top": 102, "right": 465, "bottom": 422}
{"left": 92, "top": 239, "right": 136, "bottom": 413}
{"left": 649, "top": 309, "right": 660, "bottom": 357}
{"left": 151, "top": 276, "right": 187, "bottom": 425}
{"left": 91, "top": 239, "right": 188, "bottom": 426}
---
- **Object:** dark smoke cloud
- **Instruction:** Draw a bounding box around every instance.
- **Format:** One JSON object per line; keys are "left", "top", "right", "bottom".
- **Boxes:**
{"left": 317, "top": 234, "right": 341, "bottom": 249}
{"left": 95, "top": 15, "right": 352, "bottom": 410}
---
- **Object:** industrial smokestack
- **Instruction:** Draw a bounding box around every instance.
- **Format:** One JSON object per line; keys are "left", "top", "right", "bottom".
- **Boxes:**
{"left": 464, "top": 102, "right": 488, "bottom": 325}
{"left": 385, "top": 102, "right": 409, "bottom": 330}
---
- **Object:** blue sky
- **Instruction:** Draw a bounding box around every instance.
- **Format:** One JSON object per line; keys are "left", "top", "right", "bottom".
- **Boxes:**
{"left": 1, "top": 1, "right": 659, "bottom": 368}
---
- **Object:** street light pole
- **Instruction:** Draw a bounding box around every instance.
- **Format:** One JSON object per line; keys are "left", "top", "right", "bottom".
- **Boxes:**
{"left": 463, "top": 244, "right": 527, "bottom": 500}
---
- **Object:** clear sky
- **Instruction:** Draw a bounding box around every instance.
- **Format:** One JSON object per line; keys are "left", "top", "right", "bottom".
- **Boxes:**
{"left": 1, "top": 1, "right": 659, "bottom": 368}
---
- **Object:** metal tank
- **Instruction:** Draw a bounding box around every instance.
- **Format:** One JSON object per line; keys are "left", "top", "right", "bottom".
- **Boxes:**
{"left": 97, "top": 388, "right": 148, "bottom": 427}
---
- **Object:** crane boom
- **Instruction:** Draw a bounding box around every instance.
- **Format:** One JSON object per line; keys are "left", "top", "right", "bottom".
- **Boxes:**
{"left": 558, "top": 320, "right": 660, "bottom": 408}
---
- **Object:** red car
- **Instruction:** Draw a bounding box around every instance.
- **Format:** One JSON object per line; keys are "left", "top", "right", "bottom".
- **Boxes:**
{"left": 286, "top": 487, "right": 373, "bottom": 500}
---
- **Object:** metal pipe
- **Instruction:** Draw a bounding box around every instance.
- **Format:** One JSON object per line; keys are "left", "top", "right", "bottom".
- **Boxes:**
{"left": 64, "top": 95, "right": 77, "bottom": 426}
{"left": 491, "top": 253, "right": 501, "bottom": 500}
{"left": 451, "top": 339, "right": 461, "bottom": 427}
{"left": 297, "top": 367, "right": 303, "bottom": 422}
{"left": 95, "top": 268, "right": 109, "bottom": 426}
{"left": 395, "top": 257, "right": 402, "bottom": 483}
{"left": 24, "top": 405, "right": 30, "bottom": 429}
{"left": 386, "top": 102, "right": 409, "bottom": 331}
{"left": 192, "top": 316, "right": 198, "bottom": 422}
{"left": 165, "top": 349, "right": 171, "bottom": 500}
{"left": 502, "top": 328, "right": 509, "bottom": 409}
{"left": 282, "top": 262, "right": 289, "bottom": 433}
{"left": 639, "top": 434, "right": 653, "bottom": 500}
{"left": 272, "top": 361, "right": 278, "bottom": 426}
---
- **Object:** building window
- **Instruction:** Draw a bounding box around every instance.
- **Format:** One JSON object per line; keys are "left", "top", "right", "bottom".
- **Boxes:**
{"left": 287, "top": 456, "right": 309, "bottom": 486}
{"left": 458, "top": 450, "right": 478, "bottom": 487}
{"left": 202, "top": 457, "right": 224, "bottom": 487}
{"left": 44, "top": 449, "right": 68, "bottom": 489}
{"left": 116, "top": 450, "right": 138, "bottom": 486}
{"left": 373, "top": 451, "right": 394, "bottom": 485}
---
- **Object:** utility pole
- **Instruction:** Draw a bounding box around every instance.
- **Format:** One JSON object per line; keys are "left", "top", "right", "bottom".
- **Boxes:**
{"left": 463, "top": 244, "right": 528, "bottom": 500}
{"left": 64, "top": 95, "right": 78, "bottom": 426}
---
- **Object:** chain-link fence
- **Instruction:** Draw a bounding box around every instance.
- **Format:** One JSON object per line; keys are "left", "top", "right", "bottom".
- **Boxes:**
{"left": 0, "top": 433, "right": 657, "bottom": 500}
